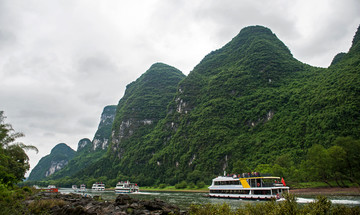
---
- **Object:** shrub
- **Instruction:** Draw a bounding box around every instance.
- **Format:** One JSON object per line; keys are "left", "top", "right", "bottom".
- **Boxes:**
{"left": 196, "top": 181, "right": 206, "bottom": 189}
{"left": 188, "top": 182, "right": 196, "bottom": 189}
{"left": 158, "top": 183, "right": 167, "bottom": 189}
{"left": 28, "top": 199, "right": 66, "bottom": 214}
{"left": 189, "top": 203, "right": 232, "bottom": 215}
{"left": 174, "top": 181, "right": 187, "bottom": 189}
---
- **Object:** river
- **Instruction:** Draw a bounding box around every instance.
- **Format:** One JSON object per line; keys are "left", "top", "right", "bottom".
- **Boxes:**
{"left": 59, "top": 188, "right": 360, "bottom": 210}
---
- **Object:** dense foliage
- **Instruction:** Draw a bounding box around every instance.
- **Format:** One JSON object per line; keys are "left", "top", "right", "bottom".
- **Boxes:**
{"left": 0, "top": 111, "right": 38, "bottom": 185}
{"left": 0, "top": 111, "right": 38, "bottom": 214}
{"left": 121, "top": 25, "right": 359, "bottom": 186}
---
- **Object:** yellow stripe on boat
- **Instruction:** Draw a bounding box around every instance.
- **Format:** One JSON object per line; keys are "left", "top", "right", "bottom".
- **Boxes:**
{"left": 239, "top": 178, "right": 250, "bottom": 188}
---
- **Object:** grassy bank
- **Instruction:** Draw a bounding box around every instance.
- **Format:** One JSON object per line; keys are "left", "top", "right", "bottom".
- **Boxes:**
{"left": 140, "top": 185, "right": 209, "bottom": 193}
{"left": 289, "top": 181, "right": 358, "bottom": 189}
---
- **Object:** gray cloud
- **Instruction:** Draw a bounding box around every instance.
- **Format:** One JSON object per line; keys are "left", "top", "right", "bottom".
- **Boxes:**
{"left": 0, "top": 0, "right": 359, "bottom": 176}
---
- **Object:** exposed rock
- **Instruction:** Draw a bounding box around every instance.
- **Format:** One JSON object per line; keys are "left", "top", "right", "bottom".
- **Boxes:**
{"left": 26, "top": 192, "right": 185, "bottom": 215}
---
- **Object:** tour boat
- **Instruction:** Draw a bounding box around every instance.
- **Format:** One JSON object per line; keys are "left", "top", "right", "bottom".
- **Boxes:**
{"left": 92, "top": 182, "right": 105, "bottom": 191}
{"left": 114, "top": 181, "right": 139, "bottom": 193}
{"left": 79, "top": 184, "right": 86, "bottom": 192}
{"left": 72, "top": 185, "right": 78, "bottom": 191}
{"left": 208, "top": 173, "right": 289, "bottom": 200}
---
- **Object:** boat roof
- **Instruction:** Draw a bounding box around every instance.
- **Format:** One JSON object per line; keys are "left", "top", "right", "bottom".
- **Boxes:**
{"left": 213, "top": 176, "right": 281, "bottom": 181}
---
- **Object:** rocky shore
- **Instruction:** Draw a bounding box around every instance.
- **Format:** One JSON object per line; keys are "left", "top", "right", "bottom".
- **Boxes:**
{"left": 25, "top": 192, "right": 186, "bottom": 214}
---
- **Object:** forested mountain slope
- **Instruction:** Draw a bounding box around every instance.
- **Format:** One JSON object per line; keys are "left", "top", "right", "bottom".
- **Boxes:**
{"left": 102, "top": 25, "right": 360, "bottom": 185}
{"left": 34, "top": 25, "right": 360, "bottom": 187}
{"left": 69, "top": 63, "right": 185, "bottom": 183}
{"left": 27, "top": 143, "right": 75, "bottom": 181}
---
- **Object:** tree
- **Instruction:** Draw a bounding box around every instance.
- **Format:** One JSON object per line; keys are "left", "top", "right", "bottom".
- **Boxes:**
{"left": 333, "top": 137, "right": 360, "bottom": 185}
{"left": 303, "top": 144, "right": 332, "bottom": 186}
{"left": 0, "top": 111, "right": 38, "bottom": 185}
{"left": 327, "top": 145, "right": 347, "bottom": 187}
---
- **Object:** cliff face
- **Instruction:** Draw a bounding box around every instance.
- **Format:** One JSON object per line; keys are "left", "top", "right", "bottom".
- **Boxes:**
{"left": 109, "top": 63, "right": 185, "bottom": 160}
{"left": 77, "top": 138, "right": 91, "bottom": 152}
{"left": 27, "top": 143, "right": 75, "bottom": 181}
{"left": 45, "top": 160, "right": 69, "bottom": 177}
{"left": 92, "top": 105, "right": 117, "bottom": 151}
{"left": 40, "top": 105, "right": 116, "bottom": 180}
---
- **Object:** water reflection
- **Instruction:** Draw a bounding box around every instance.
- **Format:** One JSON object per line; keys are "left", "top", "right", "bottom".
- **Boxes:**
{"left": 59, "top": 188, "right": 360, "bottom": 210}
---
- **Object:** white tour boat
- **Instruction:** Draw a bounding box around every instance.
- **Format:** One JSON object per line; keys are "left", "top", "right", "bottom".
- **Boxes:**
{"left": 208, "top": 173, "right": 289, "bottom": 200}
{"left": 92, "top": 182, "right": 105, "bottom": 191}
{"left": 79, "top": 184, "right": 86, "bottom": 192}
{"left": 114, "top": 181, "right": 139, "bottom": 193}
{"left": 72, "top": 185, "right": 78, "bottom": 191}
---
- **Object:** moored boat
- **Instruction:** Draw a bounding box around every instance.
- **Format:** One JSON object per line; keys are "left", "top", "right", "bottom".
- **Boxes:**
{"left": 115, "top": 181, "right": 139, "bottom": 193}
{"left": 72, "top": 185, "right": 78, "bottom": 191}
{"left": 208, "top": 173, "right": 289, "bottom": 200}
{"left": 79, "top": 184, "right": 86, "bottom": 192}
{"left": 92, "top": 182, "right": 105, "bottom": 191}
{"left": 40, "top": 185, "right": 58, "bottom": 193}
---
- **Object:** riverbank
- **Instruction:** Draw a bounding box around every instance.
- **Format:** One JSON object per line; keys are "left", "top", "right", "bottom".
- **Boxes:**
{"left": 290, "top": 187, "right": 360, "bottom": 196}
{"left": 140, "top": 188, "right": 208, "bottom": 193}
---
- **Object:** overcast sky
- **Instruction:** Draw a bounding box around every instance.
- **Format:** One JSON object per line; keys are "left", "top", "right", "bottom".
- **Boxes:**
{"left": 0, "top": 0, "right": 359, "bottom": 177}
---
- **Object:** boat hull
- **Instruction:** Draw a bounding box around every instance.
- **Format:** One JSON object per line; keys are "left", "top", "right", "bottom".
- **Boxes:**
{"left": 209, "top": 193, "right": 277, "bottom": 200}
{"left": 40, "top": 188, "right": 58, "bottom": 193}
{"left": 115, "top": 188, "right": 139, "bottom": 194}
{"left": 92, "top": 188, "right": 105, "bottom": 191}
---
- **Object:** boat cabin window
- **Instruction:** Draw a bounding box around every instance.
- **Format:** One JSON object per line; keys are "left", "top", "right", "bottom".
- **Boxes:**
{"left": 261, "top": 178, "right": 277, "bottom": 187}
{"left": 210, "top": 190, "right": 250, "bottom": 194}
{"left": 248, "top": 179, "right": 262, "bottom": 187}
{"left": 253, "top": 190, "right": 271, "bottom": 195}
{"left": 214, "top": 180, "right": 240, "bottom": 185}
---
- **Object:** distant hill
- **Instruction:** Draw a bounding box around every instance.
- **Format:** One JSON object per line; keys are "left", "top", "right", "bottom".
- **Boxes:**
{"left": 27, "top": 143, "right": 75, "bottom": 181}
{"left": 44, "top": 105, "right": 117, "bottom": 181}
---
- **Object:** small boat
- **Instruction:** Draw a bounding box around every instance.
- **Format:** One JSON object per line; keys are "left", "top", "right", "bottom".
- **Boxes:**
{"left": 208, "top": 172, "right": 289, "bottom": 200}
{"left": 78, "top": 184, "right": 86, "bottom": 192}
{"left": 92, "top": 182, "right": 105, "bottom": 191}
{"left": 115, "top": 181, "right": 139, "bottom": 193}
{"left": 72, "top": 185, "right": 78, "bottom": 191}
{"left": 41, "top": 185, "right": 58, "bottom": 193}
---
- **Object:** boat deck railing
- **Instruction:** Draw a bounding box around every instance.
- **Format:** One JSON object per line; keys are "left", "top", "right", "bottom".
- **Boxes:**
{"left": 223, "top": 173, "right": 273, "bottom": 178}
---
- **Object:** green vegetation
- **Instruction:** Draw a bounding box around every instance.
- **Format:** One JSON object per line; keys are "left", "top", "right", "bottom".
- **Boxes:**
{"left": 0, "top": 111, "right": 39, "bottom": 214}
{"left": 0, "top": 111, "right": 38, "bottom": 185}
{"left": 0, "top": 185, "right": 36, "bottom": 215}
{"left": 189, "top": 194, "right": 360, "bottom": 215}
{"left": 107, "top": 25, "right": 359, "bottom": 187}
{"left": 28, "top": 198, "right": 66, "bottom": 214}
